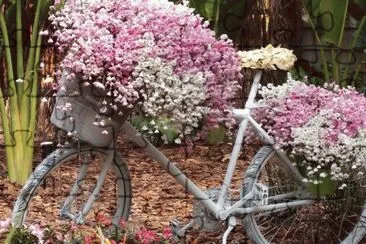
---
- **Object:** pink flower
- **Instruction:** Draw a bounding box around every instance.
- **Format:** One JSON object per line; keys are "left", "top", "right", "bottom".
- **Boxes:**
{"left": 96, "top": 212, "right": 112, "bottom": 226}
{"left": 135, "top": 228, "right": 159, "bottom": 244}
{"left": 83, "top": 235, "right": 93, "bottom": 244}
{"left": 0, "top": 218, "right": 11, "bottom": 233}
{"left": 50, "top": 0, "right": 242, "bottom": 138}
{"left": 162, "top": 226, "right": 173, "bottom": 240}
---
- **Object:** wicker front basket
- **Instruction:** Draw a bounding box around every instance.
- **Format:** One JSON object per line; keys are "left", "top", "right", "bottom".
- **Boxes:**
{"left": 50, "top": 87, "right": 130, "bottom": 148}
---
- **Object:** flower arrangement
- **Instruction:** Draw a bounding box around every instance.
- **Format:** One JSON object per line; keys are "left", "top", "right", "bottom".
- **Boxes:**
{"left": 253, "top": 74, "right": 366, "bottom": 188}
{"left": 49, "top": 0, "right": 242, "bottom": 143}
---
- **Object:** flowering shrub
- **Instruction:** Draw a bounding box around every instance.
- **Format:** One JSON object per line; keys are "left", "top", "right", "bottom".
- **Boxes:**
{"left": 253, "top": 74, "right": 366, "bottom": 186}
{"left": 49, "top": 0, "right": 242, "bottom": 143}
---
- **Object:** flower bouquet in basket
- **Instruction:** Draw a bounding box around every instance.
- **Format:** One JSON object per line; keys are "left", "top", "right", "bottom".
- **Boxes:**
{"left": 48, "top": 0, "right": 242, "bottom": 147}
{"left": 253, "top": 74, "right": 366, "bottom": 195}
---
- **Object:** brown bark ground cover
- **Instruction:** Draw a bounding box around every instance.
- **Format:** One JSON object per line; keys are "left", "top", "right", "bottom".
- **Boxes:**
{"left": 0, "top": 137, "right": 256, "bottom": 243}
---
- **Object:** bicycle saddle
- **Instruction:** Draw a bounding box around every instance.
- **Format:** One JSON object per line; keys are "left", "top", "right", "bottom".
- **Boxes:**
{"left": 237, "top": 44, "right": 297, "bottom": 71}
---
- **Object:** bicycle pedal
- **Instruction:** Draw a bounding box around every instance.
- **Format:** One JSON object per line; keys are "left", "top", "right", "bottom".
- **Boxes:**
{"left": 170, "top": 219, "right": 183, "bottom": 233}
{"left": 170, "top": 218, "right": 195, "bottom": 239}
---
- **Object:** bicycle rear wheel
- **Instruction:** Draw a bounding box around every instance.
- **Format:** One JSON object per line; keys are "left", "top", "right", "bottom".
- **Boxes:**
{"left": 242, "top": 146, "right": 366, "bottom": 243}
{"left": 12, "top": 145, "right": 132, "bottom": 230}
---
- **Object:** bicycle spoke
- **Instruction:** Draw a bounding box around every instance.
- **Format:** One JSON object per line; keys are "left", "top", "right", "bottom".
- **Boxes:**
{"left": 242, "top": 146, "right": 366, "bottom": 243}
{"left": 267, "top": 214, "right": 296, "bottom": 242}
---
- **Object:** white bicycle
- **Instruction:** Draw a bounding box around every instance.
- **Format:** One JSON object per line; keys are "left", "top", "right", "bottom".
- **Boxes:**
{"left": 12, "top": 69, "right": 366, "bottom": 243}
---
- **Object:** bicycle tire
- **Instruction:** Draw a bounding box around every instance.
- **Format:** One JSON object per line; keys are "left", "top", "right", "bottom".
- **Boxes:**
{"left": 242, "top": 145, "right": 366, "bottom": 243}
{"left": 12, "top": 145, "right": 132, "bottom": 228}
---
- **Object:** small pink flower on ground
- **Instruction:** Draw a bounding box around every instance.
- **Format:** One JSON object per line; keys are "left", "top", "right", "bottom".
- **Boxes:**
{"left": 162, "top": 226, "right": 173, "bottom": 240}
{"left": 136, "top": 228, "right": 159, "bottom": 244}
{"left": 28, "top": 224, "right": 44, "bottom": 243}
{"left": 0, "top": 218, "right": 11, "bottom": 233}
{"left": 96, "top": 212, "right": 112, "bottom": 226}
{"left": 83, "top": 235, "right": 93, "bottom": 244}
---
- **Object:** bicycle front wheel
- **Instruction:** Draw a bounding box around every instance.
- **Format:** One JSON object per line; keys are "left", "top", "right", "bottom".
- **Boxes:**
{"left": 242, "top": 146, "right": 366, "bottom": 243}
{"left": 12, "top": 145, "right": 132, "bottom": 230}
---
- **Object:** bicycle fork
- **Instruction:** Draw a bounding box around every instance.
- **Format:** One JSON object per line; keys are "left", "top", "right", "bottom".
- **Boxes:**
{"left": 60, "top": 149, "right": 115, "bottom": 224}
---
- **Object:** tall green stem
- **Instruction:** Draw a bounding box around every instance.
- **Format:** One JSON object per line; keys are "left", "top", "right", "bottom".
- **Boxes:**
{"left": 302, "top": 0, "right": 329, "bottom": 82}
{"left": 330, "top": 48, "right": 339, "bottom": 83}
{"left": 16, "top": 0, "right": 24, "bottom": 106}
{"left": 21, "top": 0, "right": 43, "bottom": 131}
{"left": 22, "top": 30, "right": 43, "bottom": 183}
{"left": 342, "top": 16, "right": 366, "bottom": 86}
{"left": 0, "top": 13, "right": 25, "bottom": 180}
{"left": 0, "top": 89, "right": 16, "bottom": 180}
{"left": 213, "top": 0, "right": 221, "bottom": 37}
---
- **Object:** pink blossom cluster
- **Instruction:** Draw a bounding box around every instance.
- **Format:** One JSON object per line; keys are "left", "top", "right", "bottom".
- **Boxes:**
{"left": 49, "top": 0, "right": 242, "bottom": 136}
{"left": 258, "top": 80, "right": 366, "bottom": 146}
{"left": 254, "top": 75, "right": 366, "bottom": 184}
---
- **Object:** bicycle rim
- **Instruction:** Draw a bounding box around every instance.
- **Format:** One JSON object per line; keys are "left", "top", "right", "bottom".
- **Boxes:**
{"left": 12, "top": 147, "right": 132, "bottom": 231}
{"left": 242, "top": 146, "right": 366, "bottom": 243}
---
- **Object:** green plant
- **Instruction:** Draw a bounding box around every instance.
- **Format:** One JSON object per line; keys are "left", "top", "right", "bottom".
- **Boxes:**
{"left": 0, "top": 0, "right": 52, "bottom": 184}
{"left": 5, "top": 226, "right": 40, "bottom": 244}
{"left": 172, "top": 0, "right": 246, "bottom": 38}
{"left": 302, "top": 0, "right": 366, "bottom": 89}
{"left": 130, "top": 115, "right": 180, "bottom": 146}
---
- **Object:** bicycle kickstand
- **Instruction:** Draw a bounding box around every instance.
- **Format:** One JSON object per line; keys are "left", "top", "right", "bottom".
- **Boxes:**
{"left": 222, "top": 216, "right": 236, "bottom": 244}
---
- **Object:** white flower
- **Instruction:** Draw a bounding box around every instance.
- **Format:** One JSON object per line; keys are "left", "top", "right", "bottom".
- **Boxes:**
{"left": 39, "top": 30, "right": 49, "bottom": 36}
{"left": 319, "top": 172, "right": 328, "bottom": 178}
{"left": 220, "top": 34, "right": 228, "bottom": 40}
{"left": 93, "top": 81, "right": 105, "bottom": 90}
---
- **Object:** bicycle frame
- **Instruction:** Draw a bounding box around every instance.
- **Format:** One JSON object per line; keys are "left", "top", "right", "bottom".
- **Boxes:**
{"left": 15, "top": 70, "right": 313, "bottom": 227}
{"left": 115, "top": 70, "right": 313, "bottom": 221}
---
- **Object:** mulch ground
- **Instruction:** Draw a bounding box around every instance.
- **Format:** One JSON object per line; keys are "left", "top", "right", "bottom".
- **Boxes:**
{"left": 0, "top": 137, "right": 257, "bottom": 243}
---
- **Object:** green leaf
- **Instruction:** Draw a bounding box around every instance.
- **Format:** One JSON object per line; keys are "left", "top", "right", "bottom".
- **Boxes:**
{"left": 189, "top": 0, "right": 217, "bottom": 20}
{"left": 354, "top": 16, "right": 366, "bottom": 48}
{"left": 217, "top": 0, "right": 247, "bottom": 38}
{"left": 319, "top": 0, "right": 349, "bottom": 46}
{"left": 353, "top": 0, "right": 366, "bottom": 6}
{"left": 205, "top": 126, "right": 226, "bottom": 145}
{"left": 303, "top": 0, "right": 321, "bottom": 25}
{"left": 304, "top": 0, "right": 349, "bottom": 46}
{"left": 39, "top": 0, "right": 53, "bottom": 24}
{"left": 5, "top": 4, "right": 16, "bottom": 29}
{"left": 308, "top": 171, "right": 336, "bottom": 196}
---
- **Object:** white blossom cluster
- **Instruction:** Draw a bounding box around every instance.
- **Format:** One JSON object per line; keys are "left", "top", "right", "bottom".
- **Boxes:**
{"left": 132, "top": 57, "right": 207, "bottom": 143}
{"left": 291, "top": 111, "right": 366, "bottom": 185}
{"left": 258, "top": 73, "right": 302, "bottom": 102}
{"left": 251, "top": 74, "right": 366, "bottom": 189}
